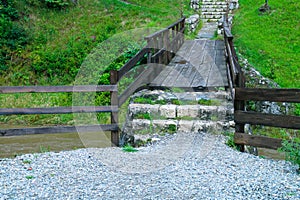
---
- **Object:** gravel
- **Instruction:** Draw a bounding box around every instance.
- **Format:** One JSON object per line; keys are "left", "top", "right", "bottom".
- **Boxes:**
{"left": 1, "top": 132, "right": 299, "bottom": 199}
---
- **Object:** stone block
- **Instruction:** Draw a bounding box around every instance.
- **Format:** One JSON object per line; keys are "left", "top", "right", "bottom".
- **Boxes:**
{"left": 160, "top": 105, "right": 177, "bottom": 119}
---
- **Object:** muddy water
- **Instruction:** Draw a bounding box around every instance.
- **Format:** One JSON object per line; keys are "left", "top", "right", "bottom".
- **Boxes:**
{"left": 0, "top": 132, "right": 112, "bottom": 158}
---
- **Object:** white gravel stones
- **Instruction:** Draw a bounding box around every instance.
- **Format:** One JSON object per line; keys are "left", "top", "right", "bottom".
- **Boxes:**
{"left": 1, "top": 133, "right": 299, "bottom": 199}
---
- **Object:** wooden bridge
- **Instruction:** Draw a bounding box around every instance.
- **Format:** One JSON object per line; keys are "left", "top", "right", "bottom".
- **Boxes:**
{"left": 1, "top": 15, "right": 300, "bottom": 151}
{"left": 150, "top": 39, "right": 228, "bottom": 89}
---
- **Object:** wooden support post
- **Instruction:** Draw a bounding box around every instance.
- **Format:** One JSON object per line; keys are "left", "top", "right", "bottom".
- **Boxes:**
{"left": 110, "top": 70, "right": 119, "bottom": 146}
{"left": 234, "top": 73, "right": 246, "bottom": 152}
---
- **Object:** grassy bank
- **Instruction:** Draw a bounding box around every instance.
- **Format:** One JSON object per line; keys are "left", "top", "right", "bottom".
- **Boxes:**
{"left": 232, "top": 0, "right": 299, "bottom": 88}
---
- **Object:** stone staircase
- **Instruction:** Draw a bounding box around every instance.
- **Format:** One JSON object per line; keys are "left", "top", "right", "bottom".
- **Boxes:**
{"left": 125, "top": 90, "right": 234, "bottom": 138}
{"left": 201, "top": 0, "right": 227, "bottom": 22}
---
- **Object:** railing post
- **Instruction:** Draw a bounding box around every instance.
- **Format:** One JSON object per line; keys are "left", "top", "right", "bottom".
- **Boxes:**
{"left": 110, "top": 70, "right": 119, "bottom": 146}
{"left": 234, "top": 73, "right": 246, "bottom": 152}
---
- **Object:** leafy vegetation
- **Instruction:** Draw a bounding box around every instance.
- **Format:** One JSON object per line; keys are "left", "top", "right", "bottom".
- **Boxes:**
{"left": 232, "top": 0, "right": 300, "bottom": 88}
{"left": 279, "top": 138, "right": 300, "bottom": 171}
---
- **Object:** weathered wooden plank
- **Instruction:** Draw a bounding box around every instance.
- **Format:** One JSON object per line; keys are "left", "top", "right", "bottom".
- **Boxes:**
{"left": 206, "top": 63, "right": 229, "bottom": 87}
{"left": 0, "top": 124, "right": 119, "bottom": 137}
{"left": 234, "top": 132, "right": 282, "bottom": 150}
{"left": 118, "top": 48, "right": 149, "bottom": 79}
{"left": 172, "top": 63, "right": 197, "bottom": 87}
{"left": 150, "top": 65, "right": 172, "bottom": 87}
{"left": 0, "top": 85, "right": 117, "bottom": 94}
{"left": 234, "top": 110, "right": 300, "bottom": 129}
{"left": 0, "top": 106, "right": 118, "bottom": 115}
{"left": 235, "top": 88, "right": 300, "bottom": 103}
{"left": 161, "top": 64, "right": 184, "bottom": 86}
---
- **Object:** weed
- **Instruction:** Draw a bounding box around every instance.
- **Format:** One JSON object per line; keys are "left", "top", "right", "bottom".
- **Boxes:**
{"left": 22, "top": 159, "right": 31, "bottom": 164}
{"left": 166, "top": 124, "right": 177, "bottom": 134}
{"left": 122, "top": 144, "right": 138, "bottom": 152}
{"left": 25, "top": 175, "right": 34, "bottom": 179}
{"left": 223, "top": 131, "right": 241, "bottom": 151}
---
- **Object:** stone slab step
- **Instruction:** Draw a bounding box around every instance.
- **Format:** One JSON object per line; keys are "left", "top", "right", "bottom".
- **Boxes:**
{"left": 132, "top": 119, "right": 234, "bottom": 133}
{"left": 202, "top": 8, "right": 226, "bottom": 12}
{"left": 129, "top": 104, "right": 233, "bottom": 120}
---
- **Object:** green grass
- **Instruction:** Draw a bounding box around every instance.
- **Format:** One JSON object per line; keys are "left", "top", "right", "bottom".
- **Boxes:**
{"left": 232, "top": 0, "right": 300, "bottom": 88}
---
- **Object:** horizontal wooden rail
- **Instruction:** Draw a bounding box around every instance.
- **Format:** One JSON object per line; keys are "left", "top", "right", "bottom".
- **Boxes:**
{"left": 234, "top": 132, "right": 282, "bottom": 150}
{"left": 0, "top": 106, "right": 118, "bottom": 115}
{"left": 0, "top": 124, "right": 119, "bottom": 137}
{"left": 144, "top": 18, "right": 185, "bottom": 40}
{"left": 235, "top": 88, "right": 300, "bottom": 102}
{"left": 0, "top": 85, "right": 117, "bottom": 94}
{"left": 118, "top": 48, "right": 150, "bottom": 79}
{"left": 235, "top": 110, "right": 300, "bottom": 129}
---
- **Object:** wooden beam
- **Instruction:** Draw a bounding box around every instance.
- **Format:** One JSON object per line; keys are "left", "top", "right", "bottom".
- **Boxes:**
{"left": 0, "top": 106, "right": 118, "bottom": 115}
{"left": 235, "top": 88, "right": 300, "bottom": 103}
{"left": 118, "top": 48, "right": 149, "bottom": 79}
{"left": 234, "top": 132, "right": 282, "bottom": 150}
{"left": 0, "top": 85, "right": 117, "bottom": 94}
{"left": 235, "top": 110, "right": 300, "bottom": 129}
{"left": 0, "top": 124, "right": 118, "bottom": 137}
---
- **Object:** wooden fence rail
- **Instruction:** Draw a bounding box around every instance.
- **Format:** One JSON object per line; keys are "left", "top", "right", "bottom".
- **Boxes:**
{"left": 234, "top": 88, "right": 300, "bottom": 150}
{"left": 0, "top": 85, "right": 119, "bottom": 144}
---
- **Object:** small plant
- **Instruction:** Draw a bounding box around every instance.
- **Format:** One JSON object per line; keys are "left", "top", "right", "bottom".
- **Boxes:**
{"left": 22, "top": 160, "right": 31, "bottom": 164}
{"left": 166, "top": 124, "right": 177, "bottom": 134}
{"left": 223, "top": 131, "right": 241, "bottom": 151}
{"left": 122, "top": 144, "right": 138, "bottom": 152}
{"left": 25, "top": 175, "right": 34, "bottom": 179}
{"left": 278, "top": 138, "right": 300, "bottom": 171}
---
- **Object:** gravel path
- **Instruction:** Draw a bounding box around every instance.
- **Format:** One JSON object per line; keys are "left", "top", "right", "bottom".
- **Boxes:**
{"left": 1, "top": 132, "right": 299, "bottom": 199}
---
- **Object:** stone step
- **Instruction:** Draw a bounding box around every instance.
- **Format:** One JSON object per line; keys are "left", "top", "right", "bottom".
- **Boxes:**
{"left": 202, "top": 15, "right": 223, "bottom": 20}
{"left": 129, "top": 104, "right": 233, "bottom": 121}
{"left": 201, "top": 8, "right": 226, "bottom": 12}
{"left": 202, "top": 2, "right": 227, "bottom": 6}
{"left": 201, "top": 4, "right": 227, "bottom": 9}
{"left": 132, "top": 119, "right": 234, "bottom": 134}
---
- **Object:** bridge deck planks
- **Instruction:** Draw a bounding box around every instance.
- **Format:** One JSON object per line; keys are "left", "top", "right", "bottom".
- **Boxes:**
{"left": 150, "top": 40, "right": 228, "bottom": 88}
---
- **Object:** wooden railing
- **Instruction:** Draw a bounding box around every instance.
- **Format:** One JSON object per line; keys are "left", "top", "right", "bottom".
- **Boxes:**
{"left": 0, "top": 85, "right": 119, "bottom": 141}
{"left": 223, "top": 15, "right": 300, "bottom": 151}
{"left": 0, "top": 18, "right": 186, "bottom": 147}
{"left": 116, "top": 17, "right": 185, "bottom": 107}
{"left": 234, "top": 88, "right": 300, "bottom": 150}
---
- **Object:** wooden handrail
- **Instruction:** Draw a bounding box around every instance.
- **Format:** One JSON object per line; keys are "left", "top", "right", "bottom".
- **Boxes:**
{"left": 0, "top": 85, "right": 117, "bottom": 93}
